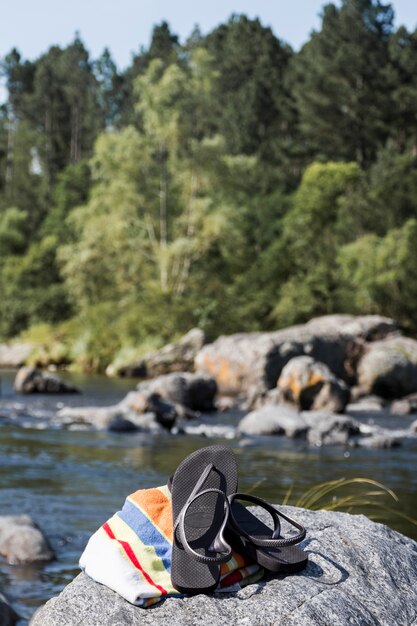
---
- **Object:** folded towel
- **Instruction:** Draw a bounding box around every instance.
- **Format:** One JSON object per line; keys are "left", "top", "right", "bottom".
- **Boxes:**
{"left": 80, "top": 485, "right": 264, "bottom": 607}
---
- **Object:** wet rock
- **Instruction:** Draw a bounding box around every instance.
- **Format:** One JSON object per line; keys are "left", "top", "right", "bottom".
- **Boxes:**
{"left": 107, "top": 329, "right": 206, "bottom": 378}
{"left": 137, "top": 372, "right": 217, "bottom": 412}
{"left": 29, "top": 506, "right": 417, "bottom": 626}
{"left": 0, "top": 592, "right": 18, "bottom": 626}
{"left": 58, "top": 406, "right": 121, "bottom": 429}
{"left": 181, "top": 424, "right": 236, "bottom": 439}
{"left": 105, "top": 414, "right": 140, "bottom": 433}
{"left": 278, "top": 356, "right": 350, "bottom": 413}
{"left": 195, "top": 315, "right": 395, "bottom": 399}
{"left": 216, "top": 396, "right": 238, "bottom": 412}
{"left": 14, "top": 367, "right": 79, "bottom": 394}
{"left": 121, "top": 390, "right": 181, "bottom": 427}
{"left": 238, "top": 405, "right": 308, "bottom": 438}
{"left": 346, "top": 395, "right": 386, "bottom": 414}
{"left": 248, "top": 387, "right": 283, "bottom": 410}
{"left": 390, "top": 400, "right": 412, "bottom": 415}
{"left": 303, "top": 412, "right": 361, "bottom": 446}
{"left": 356, "top": 434, "right": 402, "bottom": 449}
{"left": 357, "top": 337, "right": 417, "bottom": 398}
{"left": 0, "top": 515, "right": 54, "bottom": 565}
{"left": 57, "top": 405, "right": 165, "bottom": 433}
{"left": 58, "top": 384, "right": 183, "bottom": 432}
{"left": 146, "top": 393, "right": 178, "bottom": 429}
{"left": 0, "top": 343, "right": 33, "bottom": 369}
{"left": 390, "top": 393, "right": 417, "bottom": 415}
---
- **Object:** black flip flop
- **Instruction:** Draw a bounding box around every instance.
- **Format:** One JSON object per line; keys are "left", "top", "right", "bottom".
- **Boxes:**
{"left": 170, "top": 445, "right": 238, "bottom": 595}
{"left": 226, "top": 493, "right": 308, "bottom": 573}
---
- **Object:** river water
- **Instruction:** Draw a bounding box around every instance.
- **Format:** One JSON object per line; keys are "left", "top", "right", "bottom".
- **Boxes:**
{"left": 0, "top": 370, "right": 416, "bottom": 625}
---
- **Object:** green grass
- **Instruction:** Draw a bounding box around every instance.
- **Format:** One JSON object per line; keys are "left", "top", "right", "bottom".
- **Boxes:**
{"left": 282, "top": 477, "right": 417, "bottom": 530}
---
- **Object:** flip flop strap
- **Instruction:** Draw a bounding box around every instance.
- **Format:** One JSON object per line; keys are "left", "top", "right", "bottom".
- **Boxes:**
{"left": 173, "top": 464, "right": 232, "bottom": 565}
{"left": 228, "top": 493, "right": 306, "bottom": 548}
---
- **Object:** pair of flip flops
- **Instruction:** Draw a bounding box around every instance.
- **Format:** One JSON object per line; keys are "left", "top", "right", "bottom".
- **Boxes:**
{"left": 170, "top": 445, "right": 307, "bottom": 595}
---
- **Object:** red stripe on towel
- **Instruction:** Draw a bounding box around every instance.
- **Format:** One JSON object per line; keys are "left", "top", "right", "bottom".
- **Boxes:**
{"left": 221, "top": 569, "right": 243, "bottom": 587}
{"left": 102, "top": 522, "right": 167, "bottom": 596}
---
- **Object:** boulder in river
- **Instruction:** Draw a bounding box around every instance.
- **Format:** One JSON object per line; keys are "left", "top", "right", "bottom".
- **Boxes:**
{"left": 238, "top": 405, "right": 308, "bottom": 438}
{"left": 346, "top": 395, "right": 386, "bottom": 415}
{"left": 0, "top": 592, "right": 18, "bottom": 626}
{"left": 29, "top": 506, "right": 417, "bottom": 626}
{"left": 136, "top": 372, "right": 217, "bottom": 412}
{"left": 277, "top": 356, "right": 350, "bottom": 413}
{"left": 355, "top": 433, "right": 402, "bottom": 449}
{"left": 57, "top": 403, "right": 167, "bottom": 433}
{"left": 107, "top": 328, "right": 206, "bottom": 378}
{"left": 357, "top": 336, "right": 417, "bottom": 398}
{"left": 14, "top": 367, "right": 80, "bottom": 394}
{"left": 0, "top": 515, "right": 54, "bottom": 565}
{"left": 195, "top": 314, "right": 396, "bottom": 400}
{"left": 303, "top": 411, "right": 361, "bottom": 447}
{"left": 390, "top": 392, "right": 417, "bottom": 415}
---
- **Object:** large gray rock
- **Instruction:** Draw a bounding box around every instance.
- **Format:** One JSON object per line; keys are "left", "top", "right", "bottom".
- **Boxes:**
{"left": 137, "top": 372, "right": 217, "bottom": 412}
{"left": 278, "top": 356, "right": 350, "bottom": 413}
{"left": 14, "top": 367, "right": 79, "bottom": 394}
{"left": 0, "top": 343, "right": 33, "bottom": 368}
{"left": 303, "top": 412, "right": 361, "bottom": 447}
{"left": 0, "top": 593, "right": 18, "bottom": 626}
{"left": 238, "top": 405, "right": 308, "bottom": 438}
{"left": 107, "top": 329, "right": 206, "bottom": 378}
{"left": 57, "top": 372, "right": 217, "bottom": 433}
{"left": 390, "top": 393, "right": 417, "bottom": 415}
{"left": 195, "top": 315, "right": 396, "bottom": 398}
{"left": 57, "top": 403, "right": 166, "bottom": 433}
{"left": 30, "top": 506, "right": 417, "bottom": 626}
{"left": 0, "top": 515, "right": 54, "bottom": 565}
{"left": 304, "top": 315, "right": 396, "bottom": 342}
{"left": 358, "top": 337, "right": 417, "bottom": 398}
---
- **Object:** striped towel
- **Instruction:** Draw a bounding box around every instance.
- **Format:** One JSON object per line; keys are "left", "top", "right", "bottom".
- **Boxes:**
{"left": 79, "top": 485, "right": 264, "bottom": 607}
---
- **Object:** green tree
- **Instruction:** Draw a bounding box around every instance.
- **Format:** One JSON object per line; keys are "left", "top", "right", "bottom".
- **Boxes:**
{"left": 41, "top": 159, "right": 91, "bottom": 242}
{"left": 0, "top": 207, "right": 27, "bottom": 254}
{"left": 271, "top": 161, "right": 360, "bottom": 325}
{"left": 338, "top": 218, "right": 417, "bottom": 332}
{"left": 339, "top": 142, "right": 417, "bottom": 237}
{"left": 388, "top": 26, "right": 417, "bottom": 152}
{"left": 290, "top": 0, "right": 394, "bottom": 166}
{"left": 59, "top": 36, "right": 102, "bottom": 165}
{"left": 121, "top": 22, "right": 180, "bottom": 126}
{"left": 0, "top": 235, "right": 72, "bottom": 338}
{"left": 0, "top": 50, "right": 35, "bottom": 201}
{"left": 59, "top": 54, "right": 255, "bottom": 349}
{"left": 204, "top": 15, "right": 296, "bottom": 175}
{"left": 93, "top": 48, "right": 124, "bottom": 128}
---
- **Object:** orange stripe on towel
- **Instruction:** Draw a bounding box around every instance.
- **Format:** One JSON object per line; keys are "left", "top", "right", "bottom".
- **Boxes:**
{"left": 129, "top": 487, "right": 173, "bottom": 542}
{"left": 102, "top": 522, "right": 168, "bottom": 596}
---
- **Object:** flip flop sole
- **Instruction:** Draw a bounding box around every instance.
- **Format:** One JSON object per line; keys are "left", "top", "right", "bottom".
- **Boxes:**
{"left": 227, "top": 502, "right": 308, "bottom": 573}
{"left": 171, "top": 445, "right": 238, "bottom": 594}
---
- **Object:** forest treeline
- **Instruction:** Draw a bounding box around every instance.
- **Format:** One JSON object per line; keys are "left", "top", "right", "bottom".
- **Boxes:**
{"left": 1, "top": 0, "right": 417, "bottom": 370}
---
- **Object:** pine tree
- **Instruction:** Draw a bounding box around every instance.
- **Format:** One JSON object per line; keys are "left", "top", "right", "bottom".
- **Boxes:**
{"left": 388, "top": 26, "right": 417, "bottom": 152}
{"left": 290, "top": 0, "right": 394, "bottom": 166}
{"left": 204, "top": 15, "right": 295, "bottom": 172}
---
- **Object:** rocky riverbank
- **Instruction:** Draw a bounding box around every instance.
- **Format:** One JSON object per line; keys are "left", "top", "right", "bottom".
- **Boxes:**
{"left": 29, "top": 506, "right": 417, "bottom": 626}
{"left": 0, "top": 515, "right": 53, "bottom": 626}
{"left": 3, "top": 315, "right": 417, "bottom": 449}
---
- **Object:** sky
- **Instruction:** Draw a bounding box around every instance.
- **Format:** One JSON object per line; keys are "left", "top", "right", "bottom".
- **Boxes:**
{"left": 0, "top": 0, "right": 415, "bottom": 103}
{"left": 0, "top": 0, "right": 416, "bottom": 70}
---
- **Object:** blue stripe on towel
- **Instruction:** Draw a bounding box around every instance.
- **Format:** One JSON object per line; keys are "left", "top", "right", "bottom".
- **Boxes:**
{"left": 118, "top": 500, "right": 172, "bottom": 572}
